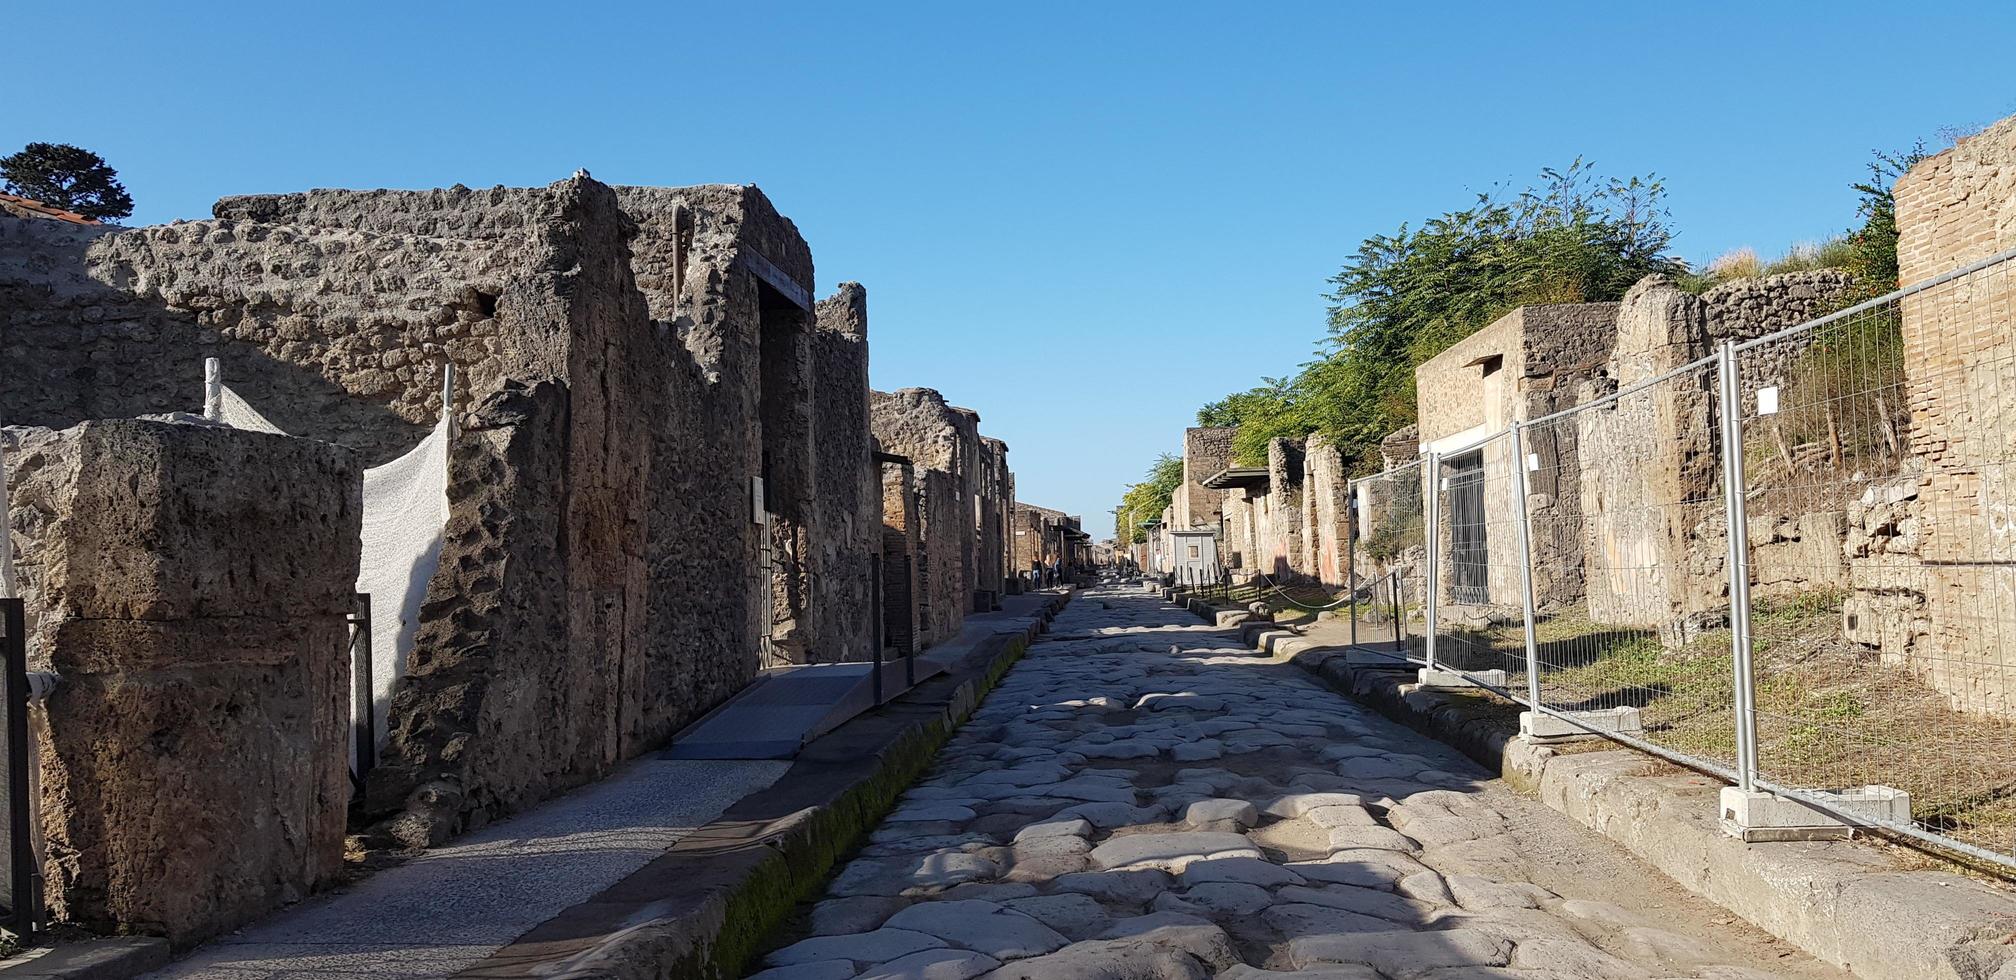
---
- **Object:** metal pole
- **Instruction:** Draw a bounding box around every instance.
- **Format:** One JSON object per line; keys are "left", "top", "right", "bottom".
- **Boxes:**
{"left": 1508, "top": 423, "right": 1543, "bottom": 708}
{"left": 1717, "top": 342, "right": 1760, "bottom": 791}
{"left": 203, "top": 357, "right": 222, "bottom": 422}
{"left": 1390, "top": 571, "right": 1402, "bottom": 653}
{"left": 3, "top": 598, "right": 35, "bottom": 939}
{"left": 0, "top": 445, "right": 13, "bottom": 601}
{"left": 441, "top": 361, "right": 458, "bottom": 440}
{"left": 871, "top": 553, "right": 884, "bottom": 705}
{"left": 1347, "top": 483, "right": 1358, "bottom": 647}
{"left": 350, "top": 593, "right": 375, "bottom": 786}
{"left": 1423, "top": 451, "right": 1441, "bottom": 672}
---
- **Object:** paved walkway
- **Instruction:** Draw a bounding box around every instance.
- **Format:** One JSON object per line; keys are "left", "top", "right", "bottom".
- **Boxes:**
{"left": 141, "top": 592, "right": 1068, "bottom": 980}
{"left": 753, "top": 584, "right": 1847, "bottom": 980}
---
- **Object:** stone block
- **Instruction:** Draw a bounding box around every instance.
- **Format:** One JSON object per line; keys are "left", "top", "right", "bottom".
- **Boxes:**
{"left": 1518, "top": 707, "right": 1644, "bottom": 742}
{"left": 1718, "top": 785, "right": 1912, "bottom": 843}
{"left": 9, "top": 419, "right": 360, "bottom": 945}
{"left": 1417, "top": 667, "right": 1506, "bottom": 690}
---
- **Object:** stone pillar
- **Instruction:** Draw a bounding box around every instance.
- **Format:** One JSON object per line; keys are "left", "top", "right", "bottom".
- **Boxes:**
{"left": 879, "top": 456, "right": 919, "bottom": 657}
{"left": 5, "top": 420, "right": 360, "bottom": 944}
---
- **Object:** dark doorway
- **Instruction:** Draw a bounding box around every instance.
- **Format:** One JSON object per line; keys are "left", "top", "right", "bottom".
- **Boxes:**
{"left": 1446, "top": 451, "right": 1488, "bottom": 604}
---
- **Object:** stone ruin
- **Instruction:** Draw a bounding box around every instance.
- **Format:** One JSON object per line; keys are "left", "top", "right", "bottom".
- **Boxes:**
{"left": 0, "top": 177, "right": 1017, "bottom": 942}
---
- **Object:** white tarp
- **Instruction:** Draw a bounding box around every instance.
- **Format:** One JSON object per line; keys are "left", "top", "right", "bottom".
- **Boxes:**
{"left": 353, "top": 415, "right": 449, "bottom": 748}
{"left": 209, "top": 369, "right": 450, "bottom": 752}
{"left": 215, "top": 385, "right": 287, "bottom": 436}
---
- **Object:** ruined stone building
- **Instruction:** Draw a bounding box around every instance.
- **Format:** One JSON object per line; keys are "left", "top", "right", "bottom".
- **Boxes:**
{"left": 1, "top": 176, "right": 1015, "bottom": 941}
{"left": 868, "top": 388, "right": 1016, "bottom": 649}
{"left": 1011, "top": 502, "right": 1089, "bottom": 576}
{"left": 1878, "top": 116, "right": 2016, "bottom": 714}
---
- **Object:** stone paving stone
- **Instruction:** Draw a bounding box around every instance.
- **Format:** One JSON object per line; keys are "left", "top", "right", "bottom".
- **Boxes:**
{"left": 749, "top": 961, "right": 861, "bottom": 980}
{"left": 1088, "top": 832, "right": 1262, "bottom": 872}
{"left": 776, "top": 585, "right": 1840, "bottom": 980}
{"left": 884, "top": 900, "right": 1068, "bottom": 960}
{"left": 1289, "top": 927, "right": 1514, "bottom": 972}
{"left": 766, "top": 928, "right": 946, "bottom": 967}
{"left": 1181, "top": 798, "right": 1258, "bottom": 828}
{"left": 857, "top": 948, "right": 1003, "bottom": 980}
{"left": 1002, "top": 894, "right": 1112, "bottom": 939}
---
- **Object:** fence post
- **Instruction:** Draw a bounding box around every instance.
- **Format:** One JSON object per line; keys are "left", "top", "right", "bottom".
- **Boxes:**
{"left": 1347, "top": 483, "right": 1358, "bottom": 648}
{"left": 349, "top": 592, "right": 375, "bottom": 787}
{"left": 1422, "top": 451, "right": 1440, "bottom": 672}
{"left": 1508, "top": 423, "right": 1543, "bottom": 708}
{"left": 1717, "top": 341, "right": 1761, "bottom": 791}
{"left": 2, "top": 598, "right": 34, "bottom": 940}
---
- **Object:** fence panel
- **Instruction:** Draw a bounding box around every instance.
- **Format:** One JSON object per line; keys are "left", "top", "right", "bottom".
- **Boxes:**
{"left": 1427, "top": 431, "right": 1528, "bottom": 692}
{"left": 1346, "top": 460, "right": 1427, "bottom": 659}
{"left": 1517, "top": 358, "right": 1741, "bottom": 774}
{"left": 1734, "top": 253, "right": 2016, "bottom": 865}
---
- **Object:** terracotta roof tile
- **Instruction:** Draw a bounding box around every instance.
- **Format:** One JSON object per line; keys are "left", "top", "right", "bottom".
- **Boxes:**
{"left": 0, "top": 192, "right": 101, "bottom": 225}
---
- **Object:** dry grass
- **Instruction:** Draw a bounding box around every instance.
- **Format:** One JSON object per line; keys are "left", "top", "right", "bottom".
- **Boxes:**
{"left": 1432, "top": 590, "right": 2016, "bottom": 861}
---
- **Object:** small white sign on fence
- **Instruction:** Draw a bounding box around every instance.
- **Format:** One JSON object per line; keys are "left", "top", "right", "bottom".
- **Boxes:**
{"left": 1757, "top": 386, "right": 1780, "bottom": 416}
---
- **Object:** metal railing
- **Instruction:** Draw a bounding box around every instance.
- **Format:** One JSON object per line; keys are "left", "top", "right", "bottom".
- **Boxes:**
{"left": 348, "top": 593, "right": 375, "bottom": 794}
{"left": 1319, "top": 250, "right": 2016, "bottom": 870}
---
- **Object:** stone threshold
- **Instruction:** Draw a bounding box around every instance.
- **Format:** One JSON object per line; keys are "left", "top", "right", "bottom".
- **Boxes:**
{"left": 450, "top": 589, "right": 1074, "bottom": 980}
{"left": 1199, "top": 613, "right": 2016, "bottom": 980}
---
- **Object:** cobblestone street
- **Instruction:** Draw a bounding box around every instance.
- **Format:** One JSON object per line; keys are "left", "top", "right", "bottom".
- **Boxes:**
{"left": 755, "top": 584, "right": 1849, "bottom": 980}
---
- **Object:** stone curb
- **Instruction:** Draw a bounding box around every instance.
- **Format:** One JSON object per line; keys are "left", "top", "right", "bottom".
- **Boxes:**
{"left": 0, "top": 937, "right": 172, "bottom": 980}
{"left": 1196, "top": 607, "right": 2016, "bottom": 980}
{"left": 451, "top": 590, "right": 1075, "bottom": 980}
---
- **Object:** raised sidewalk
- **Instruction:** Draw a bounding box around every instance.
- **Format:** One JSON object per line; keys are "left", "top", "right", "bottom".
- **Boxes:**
{"left": 93, "top": 590, "right": 1071, "bottom": 980}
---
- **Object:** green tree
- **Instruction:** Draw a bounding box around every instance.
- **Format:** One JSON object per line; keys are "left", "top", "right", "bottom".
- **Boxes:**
{"left": 1, "top": 142, "right": 134, "bottom": 221}
{"left": 1839, "top": 142, "right": 1930, "bottom": 302}
{"left": 1199, "top": 160, "right": 1682, "bottom": 473}
{"left": 1114, "top": 454, "right": 1184, "bottom": 543}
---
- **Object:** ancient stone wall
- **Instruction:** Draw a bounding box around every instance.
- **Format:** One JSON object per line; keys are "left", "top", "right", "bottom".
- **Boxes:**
{"left": 1885, "top": 117, "right": 2016, "bottom": 715}
{"left": 871, "top": 388, "right": 984, "bottom": 649}
{"left": 975, "top": 437, "right": 1010, "bottom": 609}
{"left": 1175, "top": 427, "right": 1235, "bottom": 530}
{"left": 1418, "top": 305, "right": 1620, "bottom": 611}
{"left": 1252, "top": 437, "right": 1306, "bottom": 579}
{"left": 811, "top": 284, "right": 878, "bottom": 662}
{"left": 1303, "top": 432, "right": 1352, "bottom": 587}
{"left": 0, "top": 178, "right": 878, "bottom": 845}
{"left": 879, "top": 455, "right": 920, "bottom": 657}
{"left": 4, "top": 420, "right": 359, "bottom": 944}
{"left": 1575, "top": 274, "right": 1850, "bottom": 633}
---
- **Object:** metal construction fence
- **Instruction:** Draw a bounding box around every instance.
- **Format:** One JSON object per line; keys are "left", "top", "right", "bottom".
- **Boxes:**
{"left": 1325, "top": 248, "right": 2016, "bottom": 870}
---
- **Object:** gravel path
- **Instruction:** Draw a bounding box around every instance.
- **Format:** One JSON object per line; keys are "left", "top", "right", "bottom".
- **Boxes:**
{"left": 753, "top": 585, "right": 1849, "bottom": 980}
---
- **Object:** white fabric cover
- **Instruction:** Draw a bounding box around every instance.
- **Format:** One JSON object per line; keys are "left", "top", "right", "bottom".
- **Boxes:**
{"left": 214, "top": 384, "right": 449, "bottom": 751}
{"left": 354, "top": 416, "right": 450, "bottom": 749}
{"left": 216, "top": 384, "right": 288, "bottom": 436}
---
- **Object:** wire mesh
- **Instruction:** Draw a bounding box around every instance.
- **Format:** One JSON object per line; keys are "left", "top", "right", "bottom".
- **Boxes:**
{"left": 1428, "top": 431, "right": 1529, "bottom": 689}
{"left": 1517, "top": 358, "right": 1740, "bottom": 772}
{"left": 1347, "top": 460, "right": 1427, "bottom": 659}
{"left": 1734, "top": 253, "right": 2016, "bottom": 863}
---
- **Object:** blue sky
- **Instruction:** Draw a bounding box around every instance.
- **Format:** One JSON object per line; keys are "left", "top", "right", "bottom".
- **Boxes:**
{"left": 8, "top": 2, "right": 2014, "bottom": 538}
